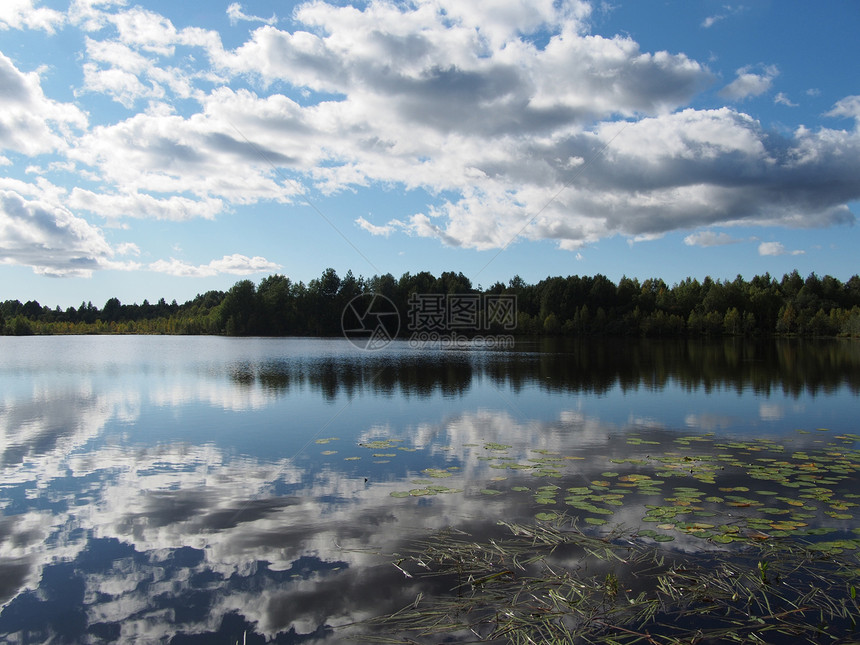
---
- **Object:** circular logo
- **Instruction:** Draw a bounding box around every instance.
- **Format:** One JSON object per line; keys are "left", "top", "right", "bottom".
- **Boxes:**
{"left": 341, "top": 293, "right": 401, "bottom": 350}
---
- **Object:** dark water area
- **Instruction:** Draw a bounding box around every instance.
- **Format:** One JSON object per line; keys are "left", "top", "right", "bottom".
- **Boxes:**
{"left": 0, "top": 336, "right": 858, "bottom": 643}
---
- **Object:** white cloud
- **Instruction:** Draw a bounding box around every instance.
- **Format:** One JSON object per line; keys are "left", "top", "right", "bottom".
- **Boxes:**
{"left": 719, "top": 64, "right": 778, "bottom": 101}
{"left": 0, "top": 0, "right": 65, "bottom": 33}
{"left": 226, "top": 3, "right": 277, "bottom": 26}
{"left": 2, "top": 0, "right": 858, "bottom": 264}
{"left": 758, "top": 241, "right": 804, "bottom": 256}
{"left": 826, "top": 95, "right": 860, "bottom": 121}
{"left": 355, "top": 216, "right": 395, "bottom": 237}
{"left": 69, "top": 188, "right": 224, "bottom": 221}
{"left": 774, "top": 92, "right": 797, "bottom": 107}
{"left": 81, "top": 61, "right": 163, "bottom": 107}
{"left": 68, "top": 0, "right": 128, "bottom": 31}
{"left": 0, "top": 189, "right": 115, "bottom": 277}
{"left": 149, "top": 254, "right": 280, "bottom": 277}
{"left": 115, "top": 241, "right": 140, "bottom": 256}
{"left": 68, "top": 98, "right": 306, "bottom": 204}
{"left": 701, "top": 5, "right": 745, "bottom": 29}
{"left": 683, "top": 231, "right": 740, "bottom": 247}
{"left": 701, "top": 14, "right": 725, "bottom": 28}
{"left": 0, "top": 52, "right": 88, "bottom": 155}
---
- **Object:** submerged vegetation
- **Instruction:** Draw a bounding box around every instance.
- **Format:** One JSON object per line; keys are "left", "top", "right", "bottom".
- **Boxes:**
{"left": 341, "top": 428, "right": 860, "bottom": 642}
{"left": 363, "top": 520, "right": 860, "bottom": 644}
{"left": 3, "top": 268, "right": 860, "bottom": 337}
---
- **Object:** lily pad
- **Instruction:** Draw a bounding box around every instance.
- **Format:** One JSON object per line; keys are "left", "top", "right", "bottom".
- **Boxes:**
{"left": 422, "top": 468, "right": 453, "bottom": 478}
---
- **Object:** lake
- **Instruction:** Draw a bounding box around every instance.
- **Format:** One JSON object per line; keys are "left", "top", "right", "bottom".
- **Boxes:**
{"left": 1, "top": 336, "right": 859, "bottom": 643}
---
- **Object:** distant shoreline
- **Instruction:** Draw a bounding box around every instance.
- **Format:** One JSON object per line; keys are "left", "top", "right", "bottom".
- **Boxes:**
{"left": 3, "top": 269, "right": 860, "bottom": 339}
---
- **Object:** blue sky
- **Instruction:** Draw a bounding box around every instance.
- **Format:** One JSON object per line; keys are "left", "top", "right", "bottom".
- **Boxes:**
{"left": 1, "top": 0, "right": 858, "bottom": 309}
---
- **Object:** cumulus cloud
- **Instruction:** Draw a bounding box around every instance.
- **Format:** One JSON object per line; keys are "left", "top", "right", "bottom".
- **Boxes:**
{"left": 69, "top": 188, "right": 224, "bottom": 221}
{"left": 2, "top": 0, "right": 858, "bottom": 266}
{"left": 827, "top": 95, "right": 860, "bottom": 121}
{"left": 149, "top": 254, "right": 281, "bottom": 277}
{"left": 68, "top": 93, "right": 310, "bottom": 204}
{"left": 0, "top": 189, "right": 114, "bottom": 277}
{"left": 719, "top": 64, "right": 778, "bottom": 101}
{"left": 0, "top": 53, "right": 88, "bottom": 155}
{"left": 387, "top": 106, "right": 860, "bottom": 250}
{"left": 0, "top": 0, "right": 65, "bottom": 33}
{"left": 683, "top": 231, "right": 741, "bottom": 247}
{"left": 758, "top": 241, "right": 804, "bottom": 256}
{"left": 115, "top": 241, "right": 140, "bottom": 256}
{"left": 75, "top": 16, "right": 225, "bottom": 107}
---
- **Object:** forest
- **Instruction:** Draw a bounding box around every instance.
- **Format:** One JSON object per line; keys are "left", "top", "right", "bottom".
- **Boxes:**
{"left": 2, "top": 268, "right": 860, "bottom": 338}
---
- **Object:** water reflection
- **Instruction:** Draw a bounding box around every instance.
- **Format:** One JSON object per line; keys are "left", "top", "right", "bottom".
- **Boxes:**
{"left": 0, "top": 336, "right": 858, "bottom": 642}
{"left": 240, "top": 338, "right": 860, "bottom": 400}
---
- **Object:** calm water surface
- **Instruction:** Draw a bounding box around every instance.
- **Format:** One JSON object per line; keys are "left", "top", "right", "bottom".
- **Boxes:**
{"left": 0, "top": 336, "right": 858, "bottom": 643}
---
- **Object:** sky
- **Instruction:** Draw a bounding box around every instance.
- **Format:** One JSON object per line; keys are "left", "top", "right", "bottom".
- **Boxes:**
{"left": 0, "top": 0, "right": 858, "bottom": 309}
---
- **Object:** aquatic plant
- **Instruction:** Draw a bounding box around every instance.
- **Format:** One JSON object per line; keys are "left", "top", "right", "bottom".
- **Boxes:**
{"left": 363, "top": 517, "right": 860, "bottom": 643}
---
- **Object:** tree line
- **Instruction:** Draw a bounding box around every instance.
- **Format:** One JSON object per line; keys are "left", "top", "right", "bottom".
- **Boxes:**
{"left": 2, "top": 268, "right": 860, "bottom": 338}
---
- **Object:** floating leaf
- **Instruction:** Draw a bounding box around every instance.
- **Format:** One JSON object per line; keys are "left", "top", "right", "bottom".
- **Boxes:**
{"left": 360, "top": 440, "right": 395, "bottom": 449}
{"left": 535, "top": 512, "right": 559, "bottom": 521}
{"left": 422, "top": 468, "right": 453, "bottom": 478}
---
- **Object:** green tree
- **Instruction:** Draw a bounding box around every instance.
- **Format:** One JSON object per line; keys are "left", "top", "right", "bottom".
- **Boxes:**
{"left": 543, "top": 313, "right": 560, "bottom": 334}
{"left": 218, "top": 280, "right": 258, "bottom": 335}
{"left": 257, "top": 274, "right": 294, "bottom": 335}
{"left": 102, "top": 297, "right": 122, "bottom": 323}
{"left": 9, "top": 315, "right": 33, "bottom": 336}
{"left": 775, "top": 304, "right": 797, "bottom": 335}
{"left": 723, "top": 307, "right": 742, "bottom": 336}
